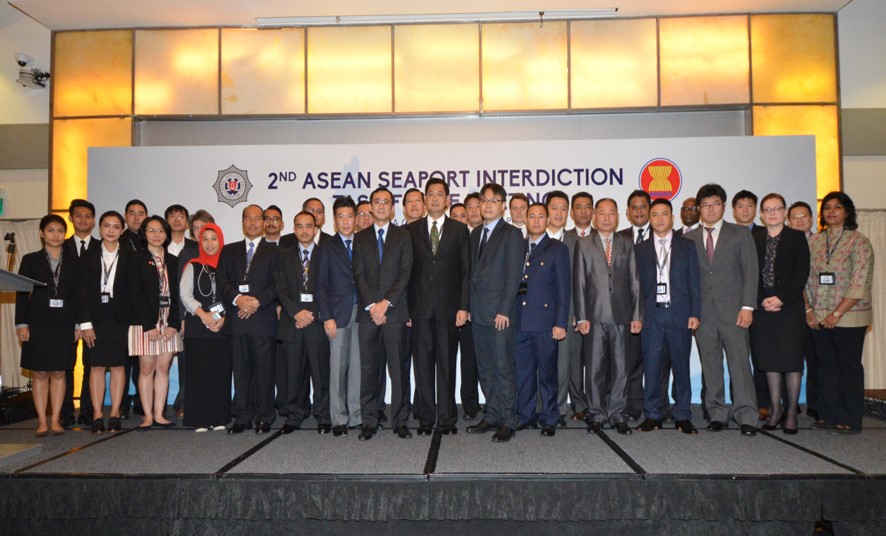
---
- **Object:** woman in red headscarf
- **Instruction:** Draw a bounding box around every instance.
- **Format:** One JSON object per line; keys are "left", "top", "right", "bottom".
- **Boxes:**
{"left": 179, "top": 223, "right": 232, "bottom": 431}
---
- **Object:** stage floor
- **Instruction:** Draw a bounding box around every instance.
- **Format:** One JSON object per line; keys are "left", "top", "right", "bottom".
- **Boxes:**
{"left": 1, "top": 406, "right": 885, "bottom": 535}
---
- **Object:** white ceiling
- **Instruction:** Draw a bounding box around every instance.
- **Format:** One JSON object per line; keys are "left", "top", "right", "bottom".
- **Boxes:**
{"left": 10, "top": 0, "right": 854, "bottom": 31}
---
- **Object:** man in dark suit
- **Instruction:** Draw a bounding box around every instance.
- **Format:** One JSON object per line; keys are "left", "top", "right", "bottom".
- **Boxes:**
{"left": 62, "top": 199, "right": 98, "bottom": 427}
{"left": 787, "top": 200, "right": 819, "bottom": 420}
{"left": 273, "top": 211, "right": 331, "bottom": 435}
{"left": 119, "top": 199, "right": 148, "bottom": 419}
{"left": 217, "top": 204, "right": 281, "bottom": 434}
{"left": 315, "top": 196, "right": 361, "bottom": 436}
{"left": 574, "top": 198, "right": 642, "bottom": 435}
{"left": 406, "top": 178, "right": 470, "bottom": 436}
{"left": 617, "top": 189, "right": 651, "bottom": 421}
{"left": 686, "top": 183, "right": 759, "bottom": 436}
{"left": 543, "top": 190, "right": 571, "bottom": 427}
{"left": 635, "top": 199, "right": 701, "bottom": 434}
{"left": 564, "top": 192, "right": 594, "bottom": 421}
{"left": 515, "top": 203, "right": 571, "bottom": 437}
{"left": 353, "top": 187, "right": 413, "bottom": 440}
{"left": 282, "top": 198, "right": 333, "bottom": 248}
{"left": 465, "top": 183, "right": 524, "bottom": 443}
{"left": 674, "top": 197, "right": 699, "bottom": 237}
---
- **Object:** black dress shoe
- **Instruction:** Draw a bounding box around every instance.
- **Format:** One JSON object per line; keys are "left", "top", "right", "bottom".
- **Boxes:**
{"left": 255, "top": 421, "right": 272, "bottom": 434}
{"left": 571, "top": 411, "right": 587, "bottom": 422}
{"left": 90, "top": 419, "right": 105, "bottom": 435}
{"left": 515, "top": 422, "right": 537, "bottom": 431}
{"left": 281, "top": 424, "right": 300, "bottom": 434}
{"left": 491, "top": 426, "right": 514, "bottom": 442}
{"left": 557, "top": 416, "right": 567, "bottom": 428}
{"left": 377, "top": 410, "right": 388, "bottom": 423}
{"left": 540, "top": 425, "right": 556, "bottom": 437}
{"left": 627, "top": 409, "right": 643, "bottom": 422}
{"left": 466, "top": 420, "right": 495, "bottom": 434}
{"left": 740, "top": 424, "right": 757, "bottom": 437}
{"left": 615, "top": 422, "right": 633, "bottom": 435}
{"left": 332, "top": 425, "right": 348, "bottom": 437}
{"left": 675, "top": 420, "right": 698, "bottom": 435}
{"left": 417, "top": 425, "right": 433, "bottom": 436}
{"left": 358, "top": 425, "right": 376, "bottom": 441}
{"left": 228, "top": 423, "right": 251, "bottom": 434}
{"left": 783, "top": 426, "right": 798, "bottom": 435}
{"left": 439, "top": 425, "right": 458, "bottom": 435}
{"left": 706, "top": 420, "right": 726, "bottom": 432}
{"left": 806, "top": 407, "right": 820, "bottom": 421}
{"left": 463, "top": 410, "right": 478, "bottom": 420}
{"left": 108, "top": 417, "right": 122, "bottom": 433}
{"left": 395, "top": 425, "right": 413, "bottom": 439}
{"left": 637, "top": 418, "right": 663, "bottom": 432}
{"left": 587, "top": 421, "right": 602, "bottom": 433}
{"left": 317, "top": 423, "right": 332, "bottom": 434}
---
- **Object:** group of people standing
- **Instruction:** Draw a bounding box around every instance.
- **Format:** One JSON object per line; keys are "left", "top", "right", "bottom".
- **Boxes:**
{"left": 14, "top": 181, "right": 873, "bottom": 441}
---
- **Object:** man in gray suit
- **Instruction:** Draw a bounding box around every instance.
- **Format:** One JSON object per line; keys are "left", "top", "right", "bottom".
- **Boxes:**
{"left": 465, "top": 183, "right": 525, "bottom": 443}
{"left": 573, "top": 198, "right": 642, "bottom": 435}
{"left": 685, "top": 183, "right": 759, "bottom": 436}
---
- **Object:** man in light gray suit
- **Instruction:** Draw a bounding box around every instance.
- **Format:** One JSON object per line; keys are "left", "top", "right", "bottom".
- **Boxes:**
{"left": 574, "top": 198, "right": 642, "bottom": 435}
{"left": 685, "top": 183, "right": 759, "bottom": 436}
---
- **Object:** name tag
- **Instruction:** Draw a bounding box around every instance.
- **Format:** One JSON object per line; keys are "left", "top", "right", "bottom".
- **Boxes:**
{"left": 101, "top": 292, "right": 111, "bottom": 304}
{"left": 159, "top": 297, "right": 170, "bottom": 308}
{"left": 300, "top": 293, "right": 314, "bottom": 303}
{"left": 209, "top": 301, "right": 225, "bottom": 314}
{"left": 819, "top": 272, "right": 835, "bottom": 285}
{"left": 656, "top": 283, "right": 668, "bottom": 295}
{"left": 49, "top": 298, "right": 64, "bottom": 308}
{"left": 239, "top": 284, "right": 250, "bottom": 293}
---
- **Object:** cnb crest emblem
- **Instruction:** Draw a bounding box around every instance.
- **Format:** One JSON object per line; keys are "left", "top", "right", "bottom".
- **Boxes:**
{"left": 214, "top": 165, "right": 252, "bottom": 207}
{"left": 638, "top": 158, "right": 682, "bottom": 201}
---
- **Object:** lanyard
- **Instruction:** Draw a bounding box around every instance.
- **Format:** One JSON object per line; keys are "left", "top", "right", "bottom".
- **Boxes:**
{"left": 101, "top": 250, "right": 119, "bottom": 292}
{"left": 197, "top": 265, "right": 217, "bottom": 302}
{"left": 825, "top": 229, "right": 844, "bottom": 267}
{"left": 44, "top": 250, "right": 63, "bottom": 297}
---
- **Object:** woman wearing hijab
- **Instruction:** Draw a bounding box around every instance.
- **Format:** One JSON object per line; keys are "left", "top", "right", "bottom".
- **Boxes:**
{"left": 180, "top": 223, "right": 232, "bottom": 431}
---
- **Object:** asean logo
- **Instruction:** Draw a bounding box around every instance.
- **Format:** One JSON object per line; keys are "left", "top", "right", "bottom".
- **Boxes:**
{"left": 213, "top": 165, "right": 253, "bottom": 208}
{"left": 638, "top": 158, "right": 682, "bottom": 201}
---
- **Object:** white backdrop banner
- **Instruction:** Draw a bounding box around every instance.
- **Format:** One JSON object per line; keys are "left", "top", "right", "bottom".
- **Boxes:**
{"left": 89, "top": 135, "right": 816, "bottom": 404}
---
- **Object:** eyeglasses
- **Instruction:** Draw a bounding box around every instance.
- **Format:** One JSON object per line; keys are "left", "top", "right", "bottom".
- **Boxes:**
{"left": 699, "top": 202, "right": 723, "bottom": 210}
{"left": 372, "top": 199, "right": 392, "bottom": 206}
{"left": 680, "top": 207, "right": 698, "bottom": 212}
{"left": 357, "top": 211, "right": 371, "bottom": 217}
{"left": 264, "top": 216, "right": 282, "bottom": 223}
{"left": 480, "top": 197, "right": 502, "bottom": 205}
{"left": 761, "top": 206, "right": 785, "bottom": 214}
{"left": 789, "top": 214, "right": 810, "bottom": 220}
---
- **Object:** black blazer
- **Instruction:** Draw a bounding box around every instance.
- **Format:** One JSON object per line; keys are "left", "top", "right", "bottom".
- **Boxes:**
{"left": 77, "top": 244, "right": 131, "bottom": 326}
{"left": 315, "top": 234, "right": 357, "bottom": 328}
{"left": 753, "top": 226, "right": 810, "bottom": 309}
{"left": 406, "top": 217, "right": 471, "bottom": 321}
{"left": 636, "top": 234, "right": 701, "bottom": 325}
{"left": 352, "top": 224, "right": 412, "bottom": 324}
{"left": 274, "top": 243, "right": 321, "bottom": 341}
{"left": 469, "top": 219, "right": 525, "bottom": 326}
{"left": 216, "top": 238, "right": 280, "bottom": 336}
{"left": 123, "top": 248, "right": 180, "bottom": 331}
{"left": 120, "top": 229, "right": 144, "bottom": 253}
{"left": 172, "top": 238, "right": 200, "bottom": 321}
{"left": 63, "top": 235, "right": 99, "bottom": 260}
{"left": 280, "top": 231, "right": 333, "bottom": 249}
{"left": 15, "top": 248, "right": 81, "bottom": 326}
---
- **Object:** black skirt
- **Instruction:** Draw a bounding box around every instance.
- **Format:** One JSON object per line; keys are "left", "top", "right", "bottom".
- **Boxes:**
{"left": 85, "top": 318, "right": 130, "bottom": 368}
{"left": 20, "top": 322, "right": 76, "bottom": 372}
{"left": 183, "top": 337, "right": 232, "bottom": 427}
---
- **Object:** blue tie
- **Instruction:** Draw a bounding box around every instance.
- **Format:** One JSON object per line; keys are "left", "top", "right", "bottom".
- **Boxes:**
{"left": 345, "top": 239, "right": 352, "bottom": 262}
{"left": 377, "top": 228, "right": 385, "bottom": 263}
{"left": 478, "top": 226, "right": 489, "bottom": 260}
{"left": 246, "top": 241, "right": 255, "bottom": 265}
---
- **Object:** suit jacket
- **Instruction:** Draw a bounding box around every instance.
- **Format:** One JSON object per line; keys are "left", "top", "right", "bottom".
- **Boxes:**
{"left": 280, "top": 231, "right": 333, "bottom": 249}
{"left": 216, "top": 238, "right": 280, "bottom": 336}
{"left": 753, "top": 226, "right": 810, "bottom": 309}
{"left": 120, "top": 229, "right": 144, "bottom": 253}
{"left": 352, "top": 224, "right": 412, "bottom": 324}
{"left": 561, "top": 229, "right": 581, "bottom": 321}
{"left": 469, "top": 219, "right": 525, "bottom": 326}
{"left": 406, "top": 216, "right": 471, "bottom": 321}
{"left": 274, "top": 243, "right": 321, "bottom": 341}
{"left": 685, "top": 221, "right": 758, "bottom": 324}
{"left": 123, "top": 248, "right": 180, "bottom": 331}
{"left": 63, "top": 235, "right": 99, "bottom": 260}
{"left": 573, "top": 231, "right": 641, "bottom": 325}
{"left": 315, "top": 234, "right": 358, "bottom": 328}
{"left": 636, "top": 234, "right": 701, "bottom": 326}
{"left": 617, "top": 226, "right": 651, "bottom": 246}
{"left": 78, "top": 244, "right": 131, "bottom": 326}
{"left": 515, "top": 235, "right": 571, "bottom": 332}
{"left": 15, "top": 249, "right": 81, "bottom": 326}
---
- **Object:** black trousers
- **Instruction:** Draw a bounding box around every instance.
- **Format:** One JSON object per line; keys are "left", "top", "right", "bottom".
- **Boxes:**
{"left": 231, "top": 334, "right": 277, "bottom": 426}
{"left": 813, "top": 326, "right": 867, "bottom": 430}
{"left": 360, "top": 322, "right": 409, "bottom": 428}
{"left": 412, "top": 317, "right": 459, "bottom": 428}
{"left": 623, "top": 330, "right": 644, "bottom": 415}
{"left": 472, "top": 323, "right": 517, "bottom": 429}
{"left": 458, "top": 322, "right": 481, "bottom": 415}
{"left": 279, "top": 323, "right": 331, "bottom": 426}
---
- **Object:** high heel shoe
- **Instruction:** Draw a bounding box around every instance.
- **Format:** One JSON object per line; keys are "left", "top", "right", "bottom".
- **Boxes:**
{"left": 760, "top": 410, "right": 785, "bottom": 431}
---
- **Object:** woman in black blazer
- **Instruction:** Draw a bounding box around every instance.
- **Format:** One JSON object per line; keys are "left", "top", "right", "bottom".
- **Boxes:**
{"left": 749, "top": 193, "right": 810, "bottom": 434}
{"left": 15, "top": 215, "right": 80, "bottom": 437}
{"left": 78, "top": 211, "right": 131, "bottom": 434}
{"left": 125, "top": 215, "right": 182, "bottom": 430}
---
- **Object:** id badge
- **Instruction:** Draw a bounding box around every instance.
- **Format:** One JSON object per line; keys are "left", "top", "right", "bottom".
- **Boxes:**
{"left": 101, "top": 292, "right": 111, "bottom": 304}
{"left": 300, "top": 293, "right": 314, "bottom": 303}
{"left": 209, "top": 301, "right": 225, "bottom": 315}
{"left": 49, "top": 298, "right": 64, "bottom": 308}
{"left": 819, "top": 272, "right": 835, "bottom": 285}
{"left": 158, "top": 297, "right": 170, "bottom": 308}
{"left": 239, "top": 284, "right": 250, "bottom": 293}
{"left": 656, "top": 283, "right": 668, "bottom": 296}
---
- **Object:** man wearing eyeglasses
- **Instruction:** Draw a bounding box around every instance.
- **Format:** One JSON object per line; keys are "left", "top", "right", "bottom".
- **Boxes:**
{"left": 262, "top": 205, "right": 284, "bottom": 245}
{"left": 684, "top": 184, "right": 759, "bottom": 437}
{"left": 465, "top": 183, "right": 525, "bottom": 443}
{"left": 281, "top": 198, "right": 333, "bottom": 248}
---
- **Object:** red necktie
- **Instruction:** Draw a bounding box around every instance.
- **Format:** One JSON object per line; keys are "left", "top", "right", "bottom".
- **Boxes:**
{"left": 604, "top": 238, "right": 612, "bottom": 267}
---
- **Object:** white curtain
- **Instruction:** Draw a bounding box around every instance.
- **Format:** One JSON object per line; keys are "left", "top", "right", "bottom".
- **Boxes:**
{"left": 0, "top": 219, "right": 42, "bottom": 389}
{"left": 858, "top": 210, "right": 886, "bottom": 389}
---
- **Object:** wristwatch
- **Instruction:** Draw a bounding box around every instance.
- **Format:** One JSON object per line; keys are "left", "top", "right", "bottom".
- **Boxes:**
{"left": 832, "top": 310, "right": 842, "bottom": 318}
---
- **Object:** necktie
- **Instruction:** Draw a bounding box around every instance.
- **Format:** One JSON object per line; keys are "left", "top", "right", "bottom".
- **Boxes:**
{"left": 246, "top": 241, "right": 255, "bottom": 265}
{"left": 345, "top": 239, "right": 352, "bottom": 262}
{"left": 79, "top": 239, "right": 86, "bottom": 257}
{"left": 430, "top": 221, "right": 440, "bottom": 255}
{"left": 377, "top": 228, "right": 385, "bottom": 262}
{"left": 478, "top": 226, "right": 489, "bottom": 260}
{"left": 580, "top": 229, "right": 586, "bottom": 238}
{"left": 302, "top": 249, "right": 310, "bottom": 289}
{"left": 604, "top": 238, "right": 612, "bottom": 267}
{"left": 705, "top": 227, "right": 715, "bottom": 264}
{"left": 636, "top": 228, "right": 645, "bottom": 245}
{"left": 659, "top": 239, "right": 668, "bottom": 270}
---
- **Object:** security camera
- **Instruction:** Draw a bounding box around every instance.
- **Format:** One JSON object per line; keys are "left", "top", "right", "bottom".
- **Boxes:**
{"left": 15, "top": 53, "right": 34, "bottom": 68}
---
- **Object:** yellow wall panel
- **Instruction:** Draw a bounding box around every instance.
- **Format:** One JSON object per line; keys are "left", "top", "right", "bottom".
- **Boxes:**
{"left": 660, "top": 16, "right": 749, "bottom": 106}
{"left": 751, "top": 14, "right": 837, "bottom": 103}
{"left": 221, "top": 29, "right": 305, "bottom": 115}
{"left": 571, "top": 19, "right": 658, "bottom": 109}
{"left": 482, "top": 22, "right": 568, "bottom": 111}
{"left": 54, "top": 30, "right": 133, "bottom": 118}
